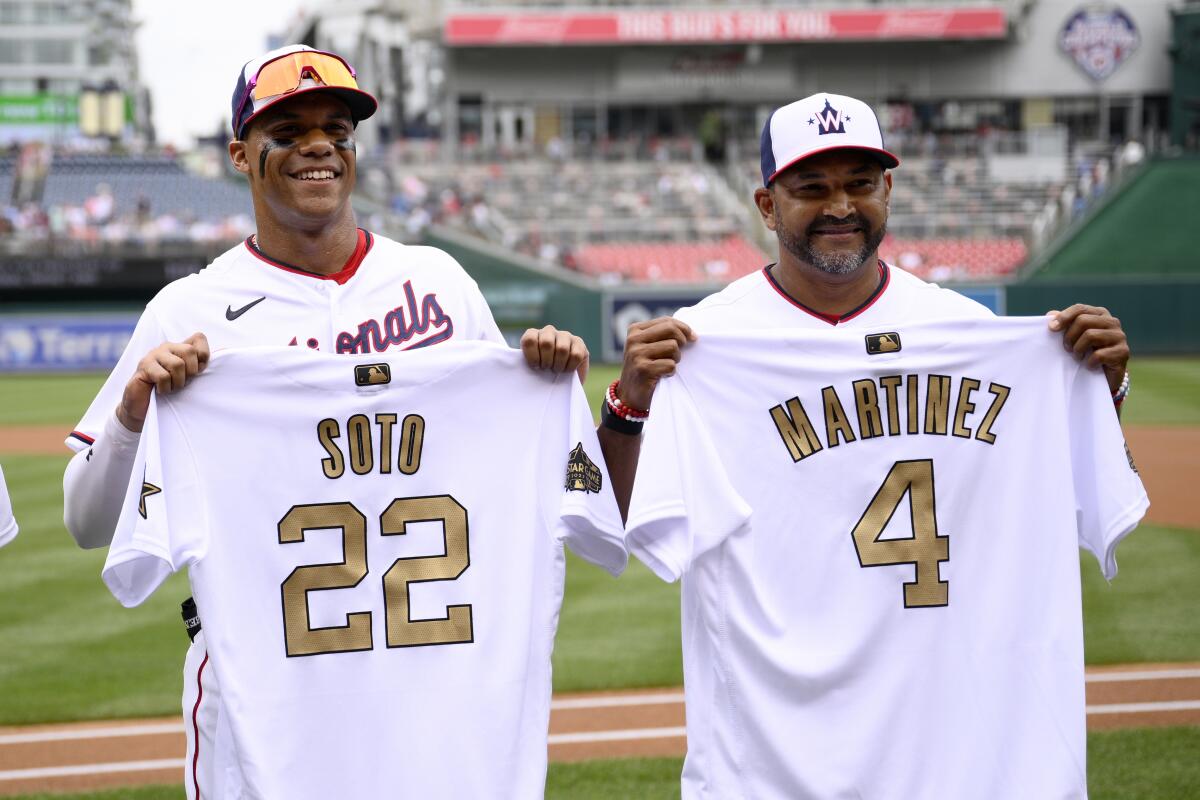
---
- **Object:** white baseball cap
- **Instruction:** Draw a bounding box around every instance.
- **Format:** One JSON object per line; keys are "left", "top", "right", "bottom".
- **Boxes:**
{"left": 760, "top": 93, "right": 900, "bottom": 186}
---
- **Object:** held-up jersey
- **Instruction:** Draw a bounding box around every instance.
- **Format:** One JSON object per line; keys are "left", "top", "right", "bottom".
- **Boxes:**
{"left": 103, "top": 342, "right": 625, "bottom": 800}
{"left": 0, "top": 464, "right": 17, "bottom": 548}
{"left": 67, "top": 231, "right": 503, "bottom": 451}
{"left": 626, "top": 318, "right": 1148, "bottom": 800}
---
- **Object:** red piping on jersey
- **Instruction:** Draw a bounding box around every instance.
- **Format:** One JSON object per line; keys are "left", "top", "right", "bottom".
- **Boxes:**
{"left": 191, "top": 651, "right": 209, "bottom": 800}
{"left": 244, "top": 229, "right": 373, "bottom": 286}
{"left": 68, "top": 431, "right": 95, "bottom": 446}
{"left": 762, "top": 260, "right": 890, "bottom": 325}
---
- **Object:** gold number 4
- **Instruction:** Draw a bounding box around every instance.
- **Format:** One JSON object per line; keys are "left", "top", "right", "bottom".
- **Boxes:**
{"left": 851, "top": 460, "right": 948, "bottom": 608}
{"left": 279, "top": 496, "right": 473, "bottom": 657}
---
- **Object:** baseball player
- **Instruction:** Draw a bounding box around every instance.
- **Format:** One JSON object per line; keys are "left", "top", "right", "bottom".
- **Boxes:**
{"left": 598, "top": 93, "right": 1141, "bottom": 798}
{"left": 61, "top": 44, "right": 589, "bottom": 800}
{"left": 0, "top": 464, "right": 17, "bottom": 548}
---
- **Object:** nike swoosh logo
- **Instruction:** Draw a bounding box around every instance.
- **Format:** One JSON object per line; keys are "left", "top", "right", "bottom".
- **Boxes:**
{"left": 226, "top": 296, "right": 266, "bottom": 321}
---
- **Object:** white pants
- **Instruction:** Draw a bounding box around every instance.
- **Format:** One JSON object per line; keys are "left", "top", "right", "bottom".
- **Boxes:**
{"left": 181, "top": 631, "right": 243, "bottom": 799}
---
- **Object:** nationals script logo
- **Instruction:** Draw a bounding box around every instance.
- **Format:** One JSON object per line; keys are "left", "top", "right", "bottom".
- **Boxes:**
{"left": 335, "top": 280, "right": 454, "bottom": 354}
{"left": 1059, "top": 5, "right": 1139, "bottom": 81}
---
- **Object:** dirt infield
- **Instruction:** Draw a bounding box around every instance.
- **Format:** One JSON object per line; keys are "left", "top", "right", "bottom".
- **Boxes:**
{"left": 0, "top": 666, "right": 1197, "bottom": 796}
{"left": 4, "top": 424, "right": 1197, "bottom": 529}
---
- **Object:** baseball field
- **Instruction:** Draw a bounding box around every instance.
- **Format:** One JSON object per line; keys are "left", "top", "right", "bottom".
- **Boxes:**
{"left": 1, "top": 358, "right": 1198, "bottom": 799}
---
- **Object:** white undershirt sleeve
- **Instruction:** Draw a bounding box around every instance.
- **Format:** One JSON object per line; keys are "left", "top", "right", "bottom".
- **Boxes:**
{"left": 63, "top": 410, "right": 142, "bottom": 549}
{"left": 0, "top": 464, "right": 17, "bottom": 548}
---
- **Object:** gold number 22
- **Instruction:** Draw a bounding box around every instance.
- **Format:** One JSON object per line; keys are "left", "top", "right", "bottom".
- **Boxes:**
{"left": 851, "top": 460, "right": 948, "bottom": 608}
{"left": 278, "top": 495, "right": 472, "bottom": 657}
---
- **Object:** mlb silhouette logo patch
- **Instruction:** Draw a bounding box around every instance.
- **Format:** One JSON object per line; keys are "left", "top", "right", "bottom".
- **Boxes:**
{"left": 865, "top": 333, "right": 901, "bottom": 354}
{"left": 355, "top": 363, "right": 391, "bottom": 386}
{"left": 812, "top": 99, "right": 848, "bottom": 135}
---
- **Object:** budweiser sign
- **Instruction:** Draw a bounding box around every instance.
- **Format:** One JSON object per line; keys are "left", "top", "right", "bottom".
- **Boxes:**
{"left": 444, "top": 8, "right": 1008, "bottom": 46}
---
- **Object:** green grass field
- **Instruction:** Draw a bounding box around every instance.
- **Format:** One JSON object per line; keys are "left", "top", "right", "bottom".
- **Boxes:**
{"left": 7, "top": 726, "right": 1200, "bottom": 800}
{"left": 0, "top": 357, "right": 1197, "bottom": 797}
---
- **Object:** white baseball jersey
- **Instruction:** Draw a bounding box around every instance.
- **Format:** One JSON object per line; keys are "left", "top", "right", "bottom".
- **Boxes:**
{"left": 103, "top": 342, "right": 625, "bottom": 800}
{"left": 676, "top": 261, "right": 992, "bottom": 332}
{"left": 0, "top": 464, "right": 17, "bottom": 548}
{"left": 67, "top": 230, "right": 503, "bottom": 451}
{"left": 626, "top": 318, "right": 1148, "bottom": 800}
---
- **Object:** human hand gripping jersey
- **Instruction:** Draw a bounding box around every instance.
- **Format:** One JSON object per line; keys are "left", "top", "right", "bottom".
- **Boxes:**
{"left": 626, "top": 317, "right": 1148, "bottom": 800}
{"left": 102, "top": 342, "right": 625, "bottom": 800}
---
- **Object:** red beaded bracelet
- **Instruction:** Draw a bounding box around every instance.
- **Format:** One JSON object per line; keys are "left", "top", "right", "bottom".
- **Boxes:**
{"left": 606, "top": 380, "right": 649, "bottom": 421}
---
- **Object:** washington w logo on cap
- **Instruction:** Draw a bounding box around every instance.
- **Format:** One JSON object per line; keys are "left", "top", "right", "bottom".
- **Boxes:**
{"left": 812, "top": 99, "right": 848, "bottom": 136}
{"left": 760, "top": 92, "right": 900, "bottom": 187}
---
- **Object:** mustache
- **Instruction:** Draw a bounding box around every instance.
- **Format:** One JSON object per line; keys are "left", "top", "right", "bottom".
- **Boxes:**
{"left": 806, "top": 215, "right": 868, "bottom": 235}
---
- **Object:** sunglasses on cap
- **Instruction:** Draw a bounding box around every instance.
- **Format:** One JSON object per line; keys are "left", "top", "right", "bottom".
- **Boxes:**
{"left": 233, "top": 49, "right": 365, "bottom": 138}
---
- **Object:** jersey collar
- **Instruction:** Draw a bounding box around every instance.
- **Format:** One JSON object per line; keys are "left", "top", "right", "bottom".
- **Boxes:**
{"left": 244, "top": 228, "right": 373, "bottom": 286}
{"left": 763, "top": 260, "right": 890, "bottom": 326}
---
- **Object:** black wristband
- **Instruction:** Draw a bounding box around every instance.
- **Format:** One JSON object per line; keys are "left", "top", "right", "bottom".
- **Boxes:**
{"left": 601, "top": 400, "right": 645, "bottom": 435}
{"left": 181, "top": 596, "right": 202, "bottom": 642}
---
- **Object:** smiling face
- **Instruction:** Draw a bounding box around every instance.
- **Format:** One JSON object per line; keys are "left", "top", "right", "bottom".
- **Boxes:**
{"left": 756, "top": 149, "right": 891, "bottom": 276}
{"left": 229, "top": 92, "right": 357, "bottom": 232}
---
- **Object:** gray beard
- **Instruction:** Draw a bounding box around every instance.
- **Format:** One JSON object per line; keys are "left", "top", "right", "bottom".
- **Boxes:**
{"left": 776, "top": 209, "right": 886, "bottom": 275}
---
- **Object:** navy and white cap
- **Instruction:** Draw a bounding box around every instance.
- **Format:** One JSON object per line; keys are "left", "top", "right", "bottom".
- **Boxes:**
{"left": 230, "top": 44, "right": 377, "bottom": 140}
{"left": 760, "top": 93, "right": 900, "bottom": 186}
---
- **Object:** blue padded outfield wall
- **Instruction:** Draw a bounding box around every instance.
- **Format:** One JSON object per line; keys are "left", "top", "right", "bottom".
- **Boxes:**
{"left": 0, "top": 314, "right": 136, "bottom": 372}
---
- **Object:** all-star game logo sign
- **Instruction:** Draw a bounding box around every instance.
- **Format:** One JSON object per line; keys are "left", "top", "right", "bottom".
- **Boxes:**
{"left": 1059, "top": 5, "right": 1139, "bottom": 81}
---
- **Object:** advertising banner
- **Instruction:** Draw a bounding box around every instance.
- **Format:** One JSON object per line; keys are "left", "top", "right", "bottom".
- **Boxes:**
{"left": 445, "top": 7, "right": 1008, "bottom": 46}
{"left": 0, "top": 315, "right": 136, "bottom": 372}
{"left": 603, "top": 291, "right": 711, "bottom": 362}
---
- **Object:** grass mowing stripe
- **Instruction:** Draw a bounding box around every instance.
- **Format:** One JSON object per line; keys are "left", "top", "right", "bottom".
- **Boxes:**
{"left": 0, "top": 373, "right": 107, "bottom": 426}
{"left": 1082, "top": 524, "right": 1200, "bottom": 665}
{"left": 0, "top": 455, "right": 190, "bottom": 725}
{"left": 1087, "top": 725, "right": 1200, "bottom": 800}
{"left": 1119, "top": 356, "right": 1200, "bottom": 426}
{"left": 3, "top": 728, "right": 1198, "bottom": 800}
{"left": 4, "top": 788, "right": 184, "bottom": 800}
{"left": 553, "top": 553, "right": 682, "bottom": 693}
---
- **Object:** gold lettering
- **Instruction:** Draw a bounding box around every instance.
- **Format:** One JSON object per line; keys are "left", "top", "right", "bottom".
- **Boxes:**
{"left": 397, "top": 415, "right": 425, "bottom": 475}
{"left": 347, "top": 414, "right": 373, "bottom": 475}
{"left": 953, "top": 378, "right": 980, "bottom": 439}
{"left": 317, "top": 419, "right": 344, "bottom": 479}
{"left": 975, "top": 383, "right": 1011, "bottom": 445}
{"left": 924, "top": 375, "right": 952, "bottom": 435}
{"left": 878, "top": 375, "right": 903, "bottom": 436}
{"left": 907, "top": 375, "right": 920, "bottom": 434}
{"left": 823, "top": 386, "right": 857, "bottom": 447}
{"left": 770, "top": 398, "right": 824, "bottom": 462}
{"left": 853, "top": 379, "right": 884, "bottom": 439}
{"left": 375, "top": 414, "right": 397, "bottom": 474}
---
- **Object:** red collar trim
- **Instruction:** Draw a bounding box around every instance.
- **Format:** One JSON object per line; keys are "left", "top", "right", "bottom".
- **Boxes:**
{"left": 762, "top": 260, "right": 890, "bottom": 326}
{"left": 244, "top": 229, "right": 372, "bottom": 286}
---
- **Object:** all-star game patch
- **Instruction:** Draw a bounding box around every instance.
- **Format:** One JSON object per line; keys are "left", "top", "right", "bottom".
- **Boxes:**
{"left": 1125, "top": 441, "right": 1139, "bottom": 474}
{"left": 565, "top": 442, "right": 603, "bottom": 493}
{"left": 866, "top": 332, "right": 901, "bottom": 355}
{"left": 355, "top": 363, "right": 391, "bottom": 386}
